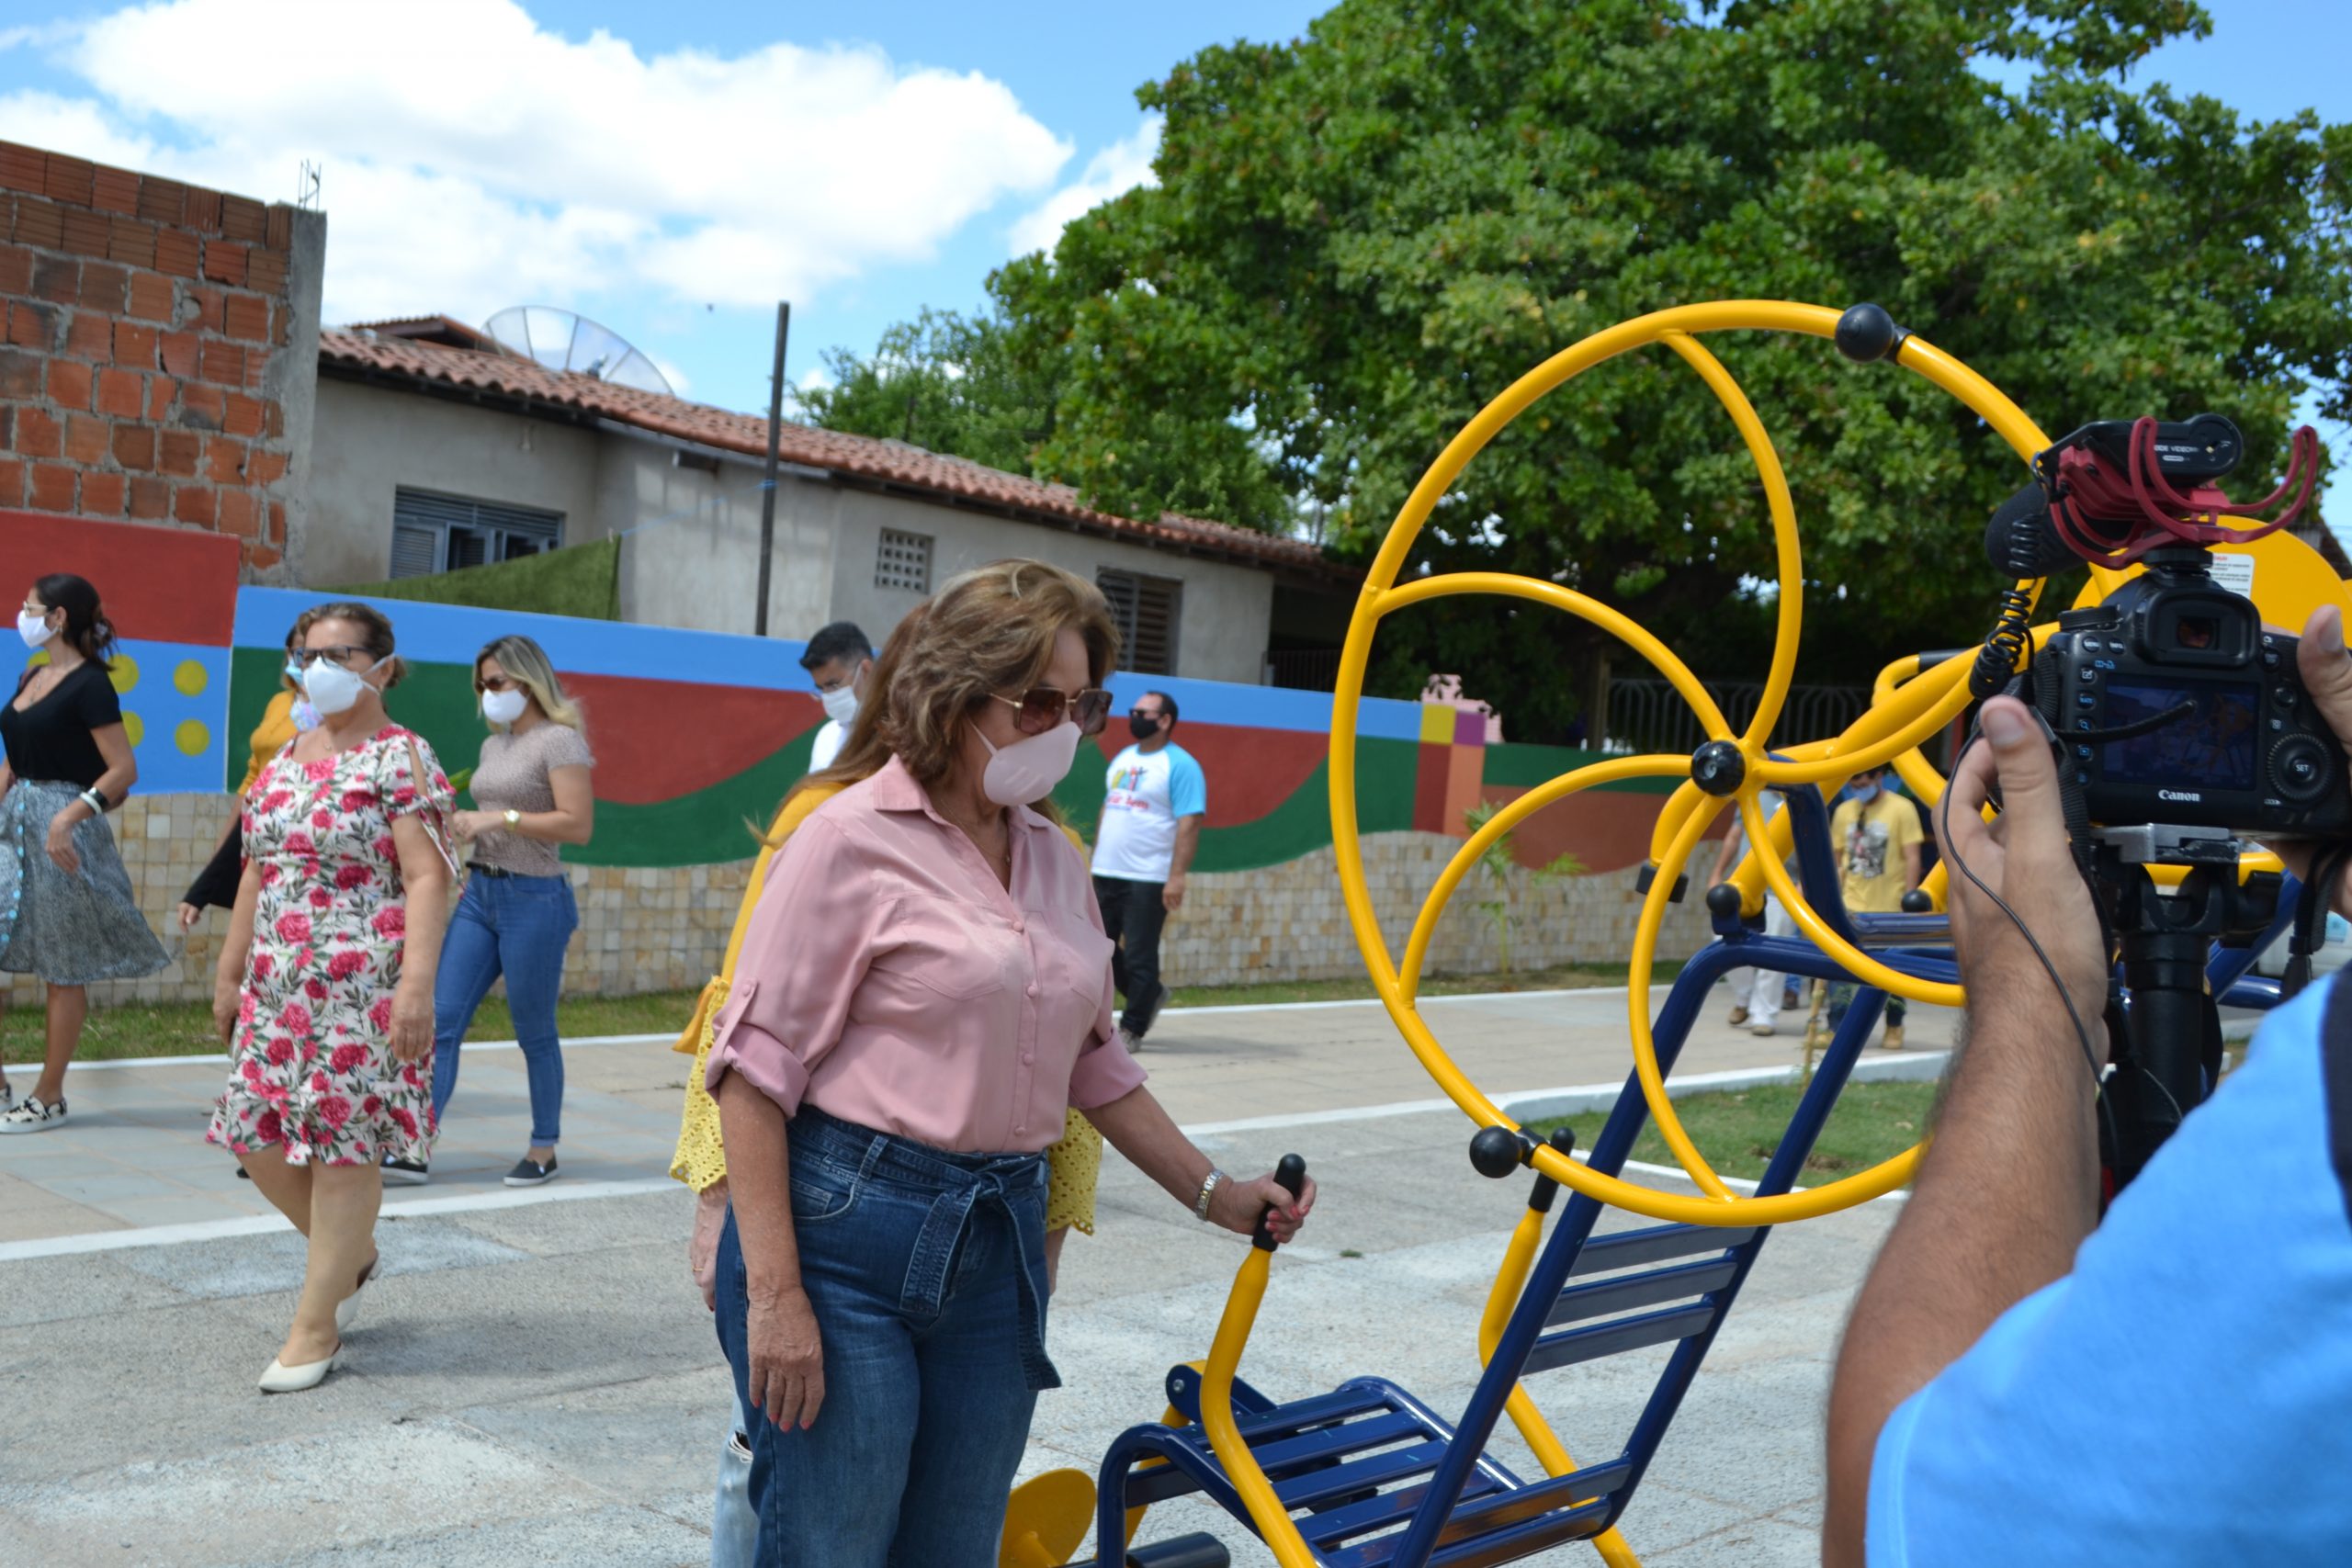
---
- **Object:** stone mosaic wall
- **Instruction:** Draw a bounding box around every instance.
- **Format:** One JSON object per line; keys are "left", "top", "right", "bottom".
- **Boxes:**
{"left": 8, "top": 800, "right": 1711, "bottom": 1010}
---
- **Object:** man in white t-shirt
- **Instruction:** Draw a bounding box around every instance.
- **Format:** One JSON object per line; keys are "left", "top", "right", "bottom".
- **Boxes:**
{"left": 798, "top": 621, "right": 873, "bottom": 773}
{"left": 1091, "top": 691, "right": 1207, "bottom": 1051}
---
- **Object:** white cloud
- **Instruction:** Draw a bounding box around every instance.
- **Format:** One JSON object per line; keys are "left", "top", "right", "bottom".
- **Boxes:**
{"left": 1008, "top": 112, "right": 1160, "bottom": 257}
{"left": 0, "top": 0, "right": 1072, "bottom": 323}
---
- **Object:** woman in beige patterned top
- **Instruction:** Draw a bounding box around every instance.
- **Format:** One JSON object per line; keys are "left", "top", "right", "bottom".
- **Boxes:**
{"left": 397, "top": 635, "right": 595, "bottom": 1190}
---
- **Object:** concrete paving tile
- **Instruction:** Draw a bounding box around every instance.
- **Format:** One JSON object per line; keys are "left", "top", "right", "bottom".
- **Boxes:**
{"left": 449, "top": 1362, "right": 734, "bottom": 1503}
{"left": 243, "top": 1506, "right": 712, "bottom": 1568}
{"left": 116, "top": 1220, "right": 528, "bottom": 1302}
{"left": 101, "top": 1193, "right": 276, "bottom": 1230}
{"left": 1646, "top": 1514, "right": 1821, "bottom": 1567}
{"left": 446, "top": 1187, "right": 693, "bottom": 1259}
{"left": 0, "top": 1252, "right": 188, "bottom": 1329}
{"left": 0, "top": 1421, "right": 651, "bottom": 1566}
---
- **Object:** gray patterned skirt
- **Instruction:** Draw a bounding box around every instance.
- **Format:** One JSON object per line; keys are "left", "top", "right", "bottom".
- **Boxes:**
{"left": 0, "top": 779, "right": 171, "bottom": 986}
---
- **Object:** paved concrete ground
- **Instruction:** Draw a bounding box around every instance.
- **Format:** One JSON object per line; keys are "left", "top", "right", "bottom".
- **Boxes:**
{"left": 0, "top": 980, "right": 1913, "bottom": 1567}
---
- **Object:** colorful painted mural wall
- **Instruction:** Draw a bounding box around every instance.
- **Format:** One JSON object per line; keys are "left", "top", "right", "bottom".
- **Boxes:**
{"left": 6, "top": 516, "right": 1713, "bottom": 1001}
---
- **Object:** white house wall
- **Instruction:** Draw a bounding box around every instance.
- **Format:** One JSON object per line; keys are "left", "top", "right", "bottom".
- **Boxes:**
{"left": 820, "top": 485, "right": 1280, "bottom": 684}
{"left": 599, "top": 440, "right": 835, "bottom": 639}
{"left": 306, "top": 378, "right": 602, "bottom": 586}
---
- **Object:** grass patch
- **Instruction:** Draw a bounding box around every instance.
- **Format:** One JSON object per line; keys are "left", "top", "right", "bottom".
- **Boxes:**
{"left": 6, "top": 961, "right": 1675, "bottom": 1066}
{"left": 1531, "top": 1078, "right": 1939, "bottom": 1187}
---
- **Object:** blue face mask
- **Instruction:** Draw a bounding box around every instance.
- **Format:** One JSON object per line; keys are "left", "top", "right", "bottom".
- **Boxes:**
{"left": 1850, "top": 781, "right": 1881, "bottom": 805}
{"left": 284, "top": 658, "right": 303, "bottom": 682}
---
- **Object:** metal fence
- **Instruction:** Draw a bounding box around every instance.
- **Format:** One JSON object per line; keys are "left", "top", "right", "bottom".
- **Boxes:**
{"left": 1605, "top": 677, "right": 1878, "bottom": 757}
{"left": 1263, "top": 648, "right": 1346, "bottom": 691}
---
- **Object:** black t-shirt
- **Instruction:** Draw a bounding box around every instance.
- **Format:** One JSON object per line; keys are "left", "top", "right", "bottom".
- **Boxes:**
{"left": 1, "top": 661, "right": 121, "bottom": 788}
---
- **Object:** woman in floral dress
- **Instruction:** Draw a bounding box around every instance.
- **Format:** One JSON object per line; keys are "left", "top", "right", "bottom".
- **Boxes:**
{"left": 208, "top": 603, "right": 454, "bottom": 1393}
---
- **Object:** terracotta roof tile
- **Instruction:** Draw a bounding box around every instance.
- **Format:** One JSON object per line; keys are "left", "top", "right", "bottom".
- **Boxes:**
{"left": 319, "top": 329, "right": 1340, "bottom": 575}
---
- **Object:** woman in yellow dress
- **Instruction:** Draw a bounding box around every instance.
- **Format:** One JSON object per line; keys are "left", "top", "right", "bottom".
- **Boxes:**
{"left": 177, "top": 611, "right": 323, "bottom": 932}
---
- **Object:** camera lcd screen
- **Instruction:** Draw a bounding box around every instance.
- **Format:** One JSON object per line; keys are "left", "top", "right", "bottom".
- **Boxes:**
{"left": 2101, "top": 680, "right": 2258, "bottom": 791}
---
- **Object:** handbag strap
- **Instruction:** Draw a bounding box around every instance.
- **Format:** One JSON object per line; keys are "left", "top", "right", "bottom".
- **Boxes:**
{"left": 400, "top": 731, "right": 462, "bottom": 879}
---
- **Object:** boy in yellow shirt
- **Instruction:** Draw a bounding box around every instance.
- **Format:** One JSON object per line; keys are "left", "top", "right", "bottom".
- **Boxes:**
{"left": 1815, "top": 764, "right": 1924, "bottom": 1050}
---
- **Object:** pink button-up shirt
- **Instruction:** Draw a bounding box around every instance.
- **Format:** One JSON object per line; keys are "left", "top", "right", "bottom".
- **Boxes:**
{"left": 706, "top": 755, "right": 1147, "bottom": 1153}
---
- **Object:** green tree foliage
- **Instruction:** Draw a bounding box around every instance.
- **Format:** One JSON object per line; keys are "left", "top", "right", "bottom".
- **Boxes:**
{"left": 794, "top": 306, "right": 1055, "bottom": 479}
{"left": 978, "top": 0, "right": 2352, "bottom": 737}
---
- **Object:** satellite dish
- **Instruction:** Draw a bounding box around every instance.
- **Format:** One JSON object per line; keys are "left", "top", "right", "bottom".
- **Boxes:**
{"left": 483, "top": 306, "right": 674, "bottom": 395}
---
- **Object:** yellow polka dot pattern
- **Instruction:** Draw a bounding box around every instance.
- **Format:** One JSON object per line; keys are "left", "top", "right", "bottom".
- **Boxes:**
{"left": 174, "top": 718, "right": 210, "bottom": 756}
{"left": 107, "top": 653, "right": 138, "bottom": 694}
{"left": 121, "top": 712, "right": 143, "bottom": 746}
{"left": 174, "top": 659, "right": 209, "bottom": 696}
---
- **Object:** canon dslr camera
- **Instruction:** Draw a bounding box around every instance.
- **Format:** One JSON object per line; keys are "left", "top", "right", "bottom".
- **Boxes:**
{"left": 2019, "top": 415, "right": 2351, "bottom": 837}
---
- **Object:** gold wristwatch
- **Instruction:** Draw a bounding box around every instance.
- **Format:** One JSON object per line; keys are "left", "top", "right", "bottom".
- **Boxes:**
{"left": 503, "top": 808, "right": 521, "bottom": 829}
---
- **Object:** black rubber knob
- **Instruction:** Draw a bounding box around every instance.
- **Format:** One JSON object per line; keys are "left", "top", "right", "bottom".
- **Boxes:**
{"left": 1835, "top": 302, "right": 1905, "bottom": 364}
{"left": 1690, "top": 739, "right": 1747, "bottom": 796}
{"left": 1900, "top": 889, "right": 1933, "bottom": 913}
{"left": 1704, "top": 881, "right": 1745, "bottom": 918}
{"left": 1252, "top": 1154, "right": 1308, "bottom": 1251}
{"left": 1470, "top": 1124, "right": 1527, "bottom": 1179}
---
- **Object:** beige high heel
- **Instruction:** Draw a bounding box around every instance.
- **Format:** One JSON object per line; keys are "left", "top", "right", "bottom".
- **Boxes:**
{"left": 336, "top": 1255, "right": 379, "bottom": 1334}
{"left": 258, "top": 1344, "right": 344, "bottom": 1393}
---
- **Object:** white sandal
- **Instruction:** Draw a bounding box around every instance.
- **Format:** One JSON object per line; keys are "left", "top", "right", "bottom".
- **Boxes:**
{"left": 259, "top": 1344, "right": 345, "bottom": 1393}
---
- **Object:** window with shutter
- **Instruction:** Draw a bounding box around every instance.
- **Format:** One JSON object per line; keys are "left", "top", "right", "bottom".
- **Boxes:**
{"left": 1097, "top": 570, "right": 1182, "bottom": 675}
{"left": 875, "top": 529, "right": 933, "bottom": 593}
{"left": 390, "top": 489, "right": 563, "bottom": 580}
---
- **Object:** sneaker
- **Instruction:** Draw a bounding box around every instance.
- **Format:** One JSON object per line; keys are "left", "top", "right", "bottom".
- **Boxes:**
{"left": 1881, "top": 1024, "right": 1905, "bottom": 1052}
{"left": 1726, "top": 1005, "right": 1750, "bottom": 1026}
{"left": 503, "top": 1155, "right": 559, "bottom": 1188}
{"left": 1750, "top": 1021, "right": 1777, "bottom": 1037}
{"left": 1781, "top": 985, "right": 1802, "bottom": 1010}
{"left": 1115, "top": 1025, "right": 1144, "bottom": 1055}
{"left": 382, "top": 1156, "right": 430, "bottom": 1186}
{"left": 0, "top": 1095, "right": 65, "bottom": 1134}
{"left": 1131, "top": 980, "right": 1169, "bottom": 1037}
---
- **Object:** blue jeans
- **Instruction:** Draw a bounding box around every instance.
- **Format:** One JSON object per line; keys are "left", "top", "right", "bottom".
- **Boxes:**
{"left": 430, "top": 871, "right": 578, "bottom": 1146}
{"left": 715, "top": 1106, "right": 1057, "bottom": 1568}
{"left": 711, "top": 1389, "right": 757, "bottom": 1568}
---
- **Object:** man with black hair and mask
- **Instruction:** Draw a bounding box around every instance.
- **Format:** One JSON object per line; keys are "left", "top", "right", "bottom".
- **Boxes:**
{"left": 798, "top": 622, "right": 874, "bottom": 773}
{"left": 1091, "top": 691, "right": 1205, "bottom": 1051}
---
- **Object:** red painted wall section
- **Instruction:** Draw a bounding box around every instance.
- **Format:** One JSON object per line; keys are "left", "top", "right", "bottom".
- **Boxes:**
{"left": 561, "top": 671, "right": 820, "bottom": 804}
{"left": 1483, "top": 784, "right": 1733, "bottom": 874}
{"left": 1086, "top": 721, "right": 1325, "bottom": 829}
{"left": 0, "top": 509, "right": 237, "bottom": 642}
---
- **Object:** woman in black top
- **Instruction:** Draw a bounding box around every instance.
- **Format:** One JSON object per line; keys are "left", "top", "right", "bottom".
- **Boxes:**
{"left": 0, "top": 573, "right": 170, "bottom": 1132}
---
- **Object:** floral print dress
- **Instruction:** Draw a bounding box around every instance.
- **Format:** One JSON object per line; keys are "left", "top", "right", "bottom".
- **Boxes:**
{"left": 208, "top": 726, "right": 451, "bottom": 1168}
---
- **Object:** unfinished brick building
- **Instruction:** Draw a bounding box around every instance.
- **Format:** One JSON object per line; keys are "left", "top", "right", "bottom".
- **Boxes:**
{"left": 0, "top": 141, "right": 322, "bottom": 580}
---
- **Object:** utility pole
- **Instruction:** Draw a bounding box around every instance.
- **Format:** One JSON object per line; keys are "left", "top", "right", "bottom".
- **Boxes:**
{"left": 753, "top": 301, "right": 790, "bottom": 637}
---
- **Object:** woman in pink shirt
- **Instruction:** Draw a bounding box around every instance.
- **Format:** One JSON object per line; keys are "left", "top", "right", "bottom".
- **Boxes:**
{"left": 708, "top": 559, "right": 1314, "bottom": 1566}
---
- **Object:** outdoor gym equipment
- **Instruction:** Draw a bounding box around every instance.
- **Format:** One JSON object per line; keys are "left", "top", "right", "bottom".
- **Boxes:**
{"left": 1002, "top": 300, "right": 2346, "bottom": 1567}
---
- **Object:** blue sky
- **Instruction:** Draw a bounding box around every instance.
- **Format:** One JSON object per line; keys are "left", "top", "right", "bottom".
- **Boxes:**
{"left": 0, "top": 0, "right": 2343, "bottom": 479}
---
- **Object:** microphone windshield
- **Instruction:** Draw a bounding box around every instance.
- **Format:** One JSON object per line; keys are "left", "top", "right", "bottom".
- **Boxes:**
{"left": 1984, "top": 480, "right": 2075, "bottom": 579}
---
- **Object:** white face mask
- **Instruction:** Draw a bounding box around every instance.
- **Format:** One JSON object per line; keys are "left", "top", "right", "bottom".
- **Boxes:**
{"left": 820, "top": 683, "right": 859, "bottom": 728}
{"left": 17, "top": 610, "right": 55, "bottom": 649}
{"left": 482, "top": 688, "right": 529, "bottom": 726}
{"left": 302, "top": 654, "right": 387, "bottom": 716}
{"left": 978, "top": 719, "right": 1083, "bottom": 807}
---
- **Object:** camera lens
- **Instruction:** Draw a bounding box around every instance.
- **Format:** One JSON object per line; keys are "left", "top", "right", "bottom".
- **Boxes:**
{"left": 2271, "top": 734, "right": 2333, "bottom": 803}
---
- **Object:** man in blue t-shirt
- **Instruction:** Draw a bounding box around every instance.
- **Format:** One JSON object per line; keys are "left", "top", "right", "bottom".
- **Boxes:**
{"left": 1091, "top": 691, "right": 1207, "bottom": 1051}
{"left": 1823, "top": 604, "right": 2352, "bottom": 1567}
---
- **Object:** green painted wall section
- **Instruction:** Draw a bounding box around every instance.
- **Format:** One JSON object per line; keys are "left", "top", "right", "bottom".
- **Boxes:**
{"left": 1481, "top": 741, "right": 1683, "bottom": 795}
{"left": 225, "top": 652, "right": 1635, "bottom": 874}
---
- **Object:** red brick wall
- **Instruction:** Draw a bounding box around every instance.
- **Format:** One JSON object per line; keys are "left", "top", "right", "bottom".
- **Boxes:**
{"left": 0, "top": 142, "right": 315, "bottom": 577}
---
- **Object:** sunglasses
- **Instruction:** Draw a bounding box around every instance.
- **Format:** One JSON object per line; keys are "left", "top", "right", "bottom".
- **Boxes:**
{"left": 992, "top": 685, "right": 1113, "bottom": 737}
{"left": 292, "top": 645, "right": 379, "bottom": 669}
{"left": 473, "top": 673, "right": 521, "bottom": 695}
